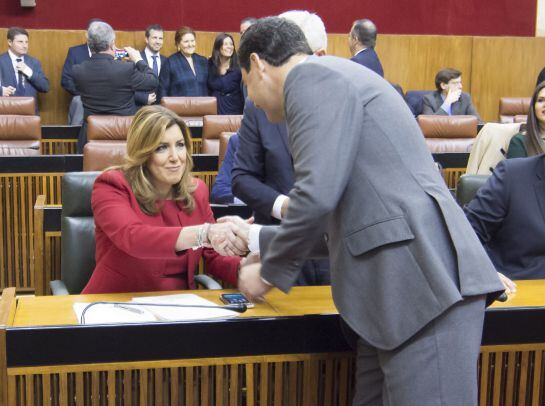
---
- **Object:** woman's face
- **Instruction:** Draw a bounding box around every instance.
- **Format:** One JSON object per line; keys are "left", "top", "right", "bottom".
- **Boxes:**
{"left": 535, "top": 88, "right": 545, "bottom": 125}
{"left": 220, "top": 37, "right": 234, "bottom": 59}
{"left": 178, "top": 33, "right": 196, "bottom": 57}
{"left": 146, "top": 125, "right": 187, "bottom": 197}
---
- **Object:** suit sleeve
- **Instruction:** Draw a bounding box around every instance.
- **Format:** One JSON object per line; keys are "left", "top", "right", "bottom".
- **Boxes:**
{"left": 506, "top": 133, "right": 527, "bottom": 158}
{"left": 27, "top": 58, "right": 49, "bottom": 93}
{"left": 210, "top": 137, "right": 236, "bottom": 204}
{"left": 130, "top": 60, "right": 158, "bottom": 92}
{"left": 422, "top": 94, "right": 447, "bottom": 115}
{"left": 196, "top": 181, "right": 240, "bottom": 285}
{"left": 134, "top": 90, "right": 149, "bottom": 106}
{"left": 464, "top": 160, "right": 510, "bottom": 244}
{"left": 260, "top": 64, "right": 361, "bottom": 291}
{"left": 231, "top": 102, "right": 282, "bottom": 219}
{"left": 92, "top": 173, "right": 182, "bottom": 259}
{"left": 464, "top": 93, "right": 482, "bottom": 122}
{"left": 61, "top": 49, "right": 78, "bottom": 95}
{"left": 157, "top": 59, "right": 171, "bottom": 100}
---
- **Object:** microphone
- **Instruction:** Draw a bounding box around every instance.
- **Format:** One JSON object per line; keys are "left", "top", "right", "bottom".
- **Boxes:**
{"left": 80, "top": 301, "right": 248, "bottom": 324}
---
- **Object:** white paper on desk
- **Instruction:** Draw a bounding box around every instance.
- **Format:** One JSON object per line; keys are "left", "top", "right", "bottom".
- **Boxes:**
{"left": 130, "top": 293, "right": 239, "bottom": 321}
{"left": 73, "top": 302, "right": 158, "bottom": 325}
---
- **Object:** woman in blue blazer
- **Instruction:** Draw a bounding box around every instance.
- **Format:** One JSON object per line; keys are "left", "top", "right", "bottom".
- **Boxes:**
{"left": 158, "top": 27, "right": 208, "bottom": 99}
{"left": 207, "top": 33, "right": 244, "bottom": 114}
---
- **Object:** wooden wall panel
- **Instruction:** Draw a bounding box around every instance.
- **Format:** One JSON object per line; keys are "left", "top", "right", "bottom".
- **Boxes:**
{"left": 1, "top": 29, "right": 545, "bottom": 124}
{"left": 471, "top": 36, "right": 545, "bottom": 122}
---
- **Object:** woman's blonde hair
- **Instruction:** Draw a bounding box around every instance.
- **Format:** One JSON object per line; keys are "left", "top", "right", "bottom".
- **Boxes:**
{"left": 121, "top": 105, "right": 196, "bottom": 215}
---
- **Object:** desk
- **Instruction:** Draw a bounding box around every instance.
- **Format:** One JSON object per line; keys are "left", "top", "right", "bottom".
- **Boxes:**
{"left": 0, "top": 283, "right": 544, "bottom": 405}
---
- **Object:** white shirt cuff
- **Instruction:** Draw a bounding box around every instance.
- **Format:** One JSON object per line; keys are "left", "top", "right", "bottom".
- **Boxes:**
{"left": 22, "top": 66, "right": 33, "bottom": 78}
{"left": 234, "top": 197, "right": 245, "bottom": 205}
{"left": 271, "top": 194, "right": 289, "bottom": 220}
{"left": 248, "top": 224, "right": 263, "bottom": 253}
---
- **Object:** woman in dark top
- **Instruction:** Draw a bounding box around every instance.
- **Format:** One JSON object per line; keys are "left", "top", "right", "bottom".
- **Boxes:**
{"left": 207, "top": 33, "right": 244, "bottom": 114}
{"left": 158, "top": 27, "right": 208, "bottom": 99}
{"left": 506, "top": 82, "right": 545, "bottom": 158}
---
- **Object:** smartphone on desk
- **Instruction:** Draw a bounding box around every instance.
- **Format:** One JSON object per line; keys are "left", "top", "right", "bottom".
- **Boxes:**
{"left": 220, "top": 293, "right": 254, "bottom": 308}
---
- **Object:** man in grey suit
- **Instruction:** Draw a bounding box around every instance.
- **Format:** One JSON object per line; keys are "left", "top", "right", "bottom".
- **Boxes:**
{"left": 422, "top": 67, "right": 481, "bottom": 121}
{"left": 235, "top": 18, "right": 505, "bottom": 405}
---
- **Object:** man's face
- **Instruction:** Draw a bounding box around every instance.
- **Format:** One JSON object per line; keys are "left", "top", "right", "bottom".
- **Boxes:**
{"left": 240, "top": 22, "right": 252, "bottom": 36}
{"left": 8, "top": 34, "right": 29, "bottom": 57}
{"left": 442, "top": 76, "right": 463, "bottom": 93}
{"left": 242, "top": 55, "right": 284, "bottom": 122}
{"left": 146, "top": 29, "right": 164, "bottom": 53}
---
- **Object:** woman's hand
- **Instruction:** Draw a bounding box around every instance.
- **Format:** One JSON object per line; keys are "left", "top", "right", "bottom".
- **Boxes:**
{"left": 208, "top": 217, "right": 252, "bottom": 256}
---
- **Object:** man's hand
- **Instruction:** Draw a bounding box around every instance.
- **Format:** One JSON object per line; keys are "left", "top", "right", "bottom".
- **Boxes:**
{"left": 2, "top": 86, "right": 15, "bottom": 96}
{"left": 125, "top": 47, "right": 143, "bottom": 63}
{"left": 147, "top": 92, "right": 157, "bottom": 105}
{"left": 280, "top": 197, "right": 290, "bottom": 219}
{"left": 498, "top": 272, "right": 517, "bottom": 295}
{"left": 208, "top": 219, "right": 249, "bottom": 256}
{"left": 238, "top": 261, "right": 272, "bottom": 302}
{"left": 444, "top": 87, "right": 462, "bottom": 105}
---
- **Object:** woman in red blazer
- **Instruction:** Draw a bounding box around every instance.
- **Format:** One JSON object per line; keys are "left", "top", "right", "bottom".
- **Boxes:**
{"left": 82, "top": 106, "right": 247, "bottom": 294}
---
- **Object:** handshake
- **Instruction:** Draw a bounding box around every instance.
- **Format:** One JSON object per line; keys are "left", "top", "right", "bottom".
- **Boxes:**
{"left": 206, "top": 216, "right": 253, "bottom": 257}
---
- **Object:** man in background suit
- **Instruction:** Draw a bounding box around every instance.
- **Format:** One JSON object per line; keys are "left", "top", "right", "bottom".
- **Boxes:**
{"left": 232, "top": 10, "right": 330, "bottom": 286}
{"left": 0, "top": 27, "right": 49, "bottom": 111}
{"left": 135, "top": 24, "right": 166, "bottom": 107}
{"left": 72, "top": 21, "right": 157, "bottom": 152}
{"left": 236, "top": 17, "right": 505, "bottom": 405}
{"left": 61, "top": 19, "right": 101, "bottom": 125}
{"left": 348, "top": 19, "right": 384, "bottom": 77}
{"left": 422, "top": 68, "right": 481, "bottom": 121}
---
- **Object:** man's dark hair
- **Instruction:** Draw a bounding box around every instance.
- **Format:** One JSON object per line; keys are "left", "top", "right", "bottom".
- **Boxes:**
{"left": 351, "top": 19, "right": 377, "bottom": 48}
{"left": 238, "top": 17, "right": 312, "bottom": 72}
{"left": 434, "top": 68, "right": 462, "bottom": 91}
{"left": 240, "top": 17, "right": 258, "bottom": 26}
{"left": 145, "top": 24, "right": 163, "bottom": 38}
{"left": 7, "top": 27, "right": 28, "bottom": 41}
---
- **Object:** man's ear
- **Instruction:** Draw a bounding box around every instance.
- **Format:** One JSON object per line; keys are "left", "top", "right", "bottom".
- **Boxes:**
{"left": 440, "top": 82, "right": 448, "bottom": 91}
{"left": 250, "top": 53, "right": 266, "bottom": 78}
{"left": 314, "top": 48, "right": 327, "bottom": 57}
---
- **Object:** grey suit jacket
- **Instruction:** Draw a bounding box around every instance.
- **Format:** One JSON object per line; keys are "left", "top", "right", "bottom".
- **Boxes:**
{"left": 258, "top": 56, "right": 503, "bottom": 350}
{"left": 422, "top": 91, "right": 481, "bottom": 121}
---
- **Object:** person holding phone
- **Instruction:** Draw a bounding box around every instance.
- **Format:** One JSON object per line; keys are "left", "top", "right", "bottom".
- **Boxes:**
{"left": 422, "top": 68, "right": 481, "bottom": 121}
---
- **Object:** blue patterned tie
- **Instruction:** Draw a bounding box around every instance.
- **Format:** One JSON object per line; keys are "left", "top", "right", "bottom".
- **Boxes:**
{"left": 15, "top": 58, "right": 25, "bottom": 95}
{"left": 152, "top": 55, "right": 159, "bottom": 76}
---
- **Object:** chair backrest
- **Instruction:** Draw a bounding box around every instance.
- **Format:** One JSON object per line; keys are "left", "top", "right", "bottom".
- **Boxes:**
{"left": 219, "top": 132, "right": 235, "bottom": 169}
{"left": 455, "top": 174, "right": 490, "bottom": 207}
{"left": 417, "top": 115, "right": 477, "bottom": 153}
{"left": 514, "top": 114, "right": 528, "bottom": 123}
{"left": 202, "top": 115, "right": 243, "bottom": 155}
{"left": 0, "top": 96, "right": 35, "bottom": 115}
{"left": 405, "top": 90, "right": 433, "bottom": 116}
{"left": 87, "top": 115, "right": 133, "bottom": 141}
{"left": 499, "top": 97, "right": 531, "bottom": 123}
{"left": 0, "top": 114, "right": 41, "bottom": 154}
{"left": 161, "top": 97, "right": 217, "bottom": 121}
{"left": 61, "top": 172, "right": 101, "bottom": 294}
{"left": 83, "top": 141, "right": 127, "bottom": 171}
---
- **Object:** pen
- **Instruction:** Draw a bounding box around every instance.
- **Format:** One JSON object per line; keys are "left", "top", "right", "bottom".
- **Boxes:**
{"left": 114, "top": 304, "right": 145, "bottom": 314}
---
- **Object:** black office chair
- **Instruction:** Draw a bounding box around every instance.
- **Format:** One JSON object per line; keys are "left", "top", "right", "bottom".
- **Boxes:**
{"left": 50, "top": 172, "right": 221, "bottom": 295}
{"left": 455, "top": 174, "right": 490, "bottom": 207}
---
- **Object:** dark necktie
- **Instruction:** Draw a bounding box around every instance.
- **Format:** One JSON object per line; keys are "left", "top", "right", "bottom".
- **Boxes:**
{"left": 15, "top": 58, "right": 25, "bottom": 94}
{"left": 152, "top": 55, "right": 159, "bottom": 76}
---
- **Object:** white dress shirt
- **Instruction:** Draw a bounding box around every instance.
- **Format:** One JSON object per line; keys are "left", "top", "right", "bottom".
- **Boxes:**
{"left": 8, "top": 50, "right": 32, "bottom": 84}
{"left": 144, "top": 48, "right": 161, "bottom": 74}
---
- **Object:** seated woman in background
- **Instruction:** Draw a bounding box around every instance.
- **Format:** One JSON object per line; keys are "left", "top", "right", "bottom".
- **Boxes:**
{"left": 158, "top": 27, "right": 208, "bottom": 99}
{"left": 422, "top": 68, "right": 481, "bottom": 121}
{"left": 83, "top": 106, "right": 249, "bottom": 294}
{"left": 506, "top": 82, "right": 545, "bottom": 158}
{"left": 207, "top": 33, "right": 244, "bottom": 114}
{"left": 464, "top": 154, "right": 545, "bottom": 281}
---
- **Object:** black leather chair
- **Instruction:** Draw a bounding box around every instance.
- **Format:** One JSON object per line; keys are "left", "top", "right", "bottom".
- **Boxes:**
{"left": 50, "top": 172, "right": 222, "bottom": 295}
{"left": 455, "top": 174, "right": 490, "bottom": 207}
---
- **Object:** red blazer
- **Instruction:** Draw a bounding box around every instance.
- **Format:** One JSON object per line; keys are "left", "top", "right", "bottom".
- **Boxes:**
{"left": 82, "top": 170, "right": 240, "bottom": 294}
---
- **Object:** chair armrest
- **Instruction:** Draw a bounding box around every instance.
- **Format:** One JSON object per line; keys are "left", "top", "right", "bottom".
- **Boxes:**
{"left": 50, "top": 280, "right": 69, "bottom": 295}
{"left": 194, "top": 274, "right": 222, "bottom": 290}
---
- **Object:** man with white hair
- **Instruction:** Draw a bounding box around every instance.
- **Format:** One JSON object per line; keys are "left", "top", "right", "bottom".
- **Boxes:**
{"left": 72, "top": 21, "right": 158, "bottom": 151}
{"left": 231, "top": 10, "right": 331, "bottom": 285}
